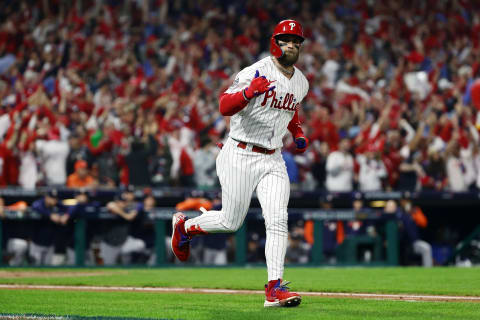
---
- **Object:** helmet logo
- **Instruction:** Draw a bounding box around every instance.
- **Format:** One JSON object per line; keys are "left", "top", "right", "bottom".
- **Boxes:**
{"left": 270, "top": 20, "right": 304, "bottom": 58}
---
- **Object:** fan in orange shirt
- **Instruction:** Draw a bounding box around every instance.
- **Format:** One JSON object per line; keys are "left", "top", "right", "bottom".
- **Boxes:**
{"left": 67, "top": 160, "right": 97, "bottom": 188}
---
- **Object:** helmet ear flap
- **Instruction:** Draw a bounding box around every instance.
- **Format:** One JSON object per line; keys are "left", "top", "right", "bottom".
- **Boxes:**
{"left": 270, "top": 36, "right": 283, "bottom": 58}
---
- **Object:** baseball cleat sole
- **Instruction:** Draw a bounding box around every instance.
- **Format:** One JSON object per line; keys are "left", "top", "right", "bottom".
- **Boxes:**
{"left": 264, "top": 296, "right": 301, "bottom": 307}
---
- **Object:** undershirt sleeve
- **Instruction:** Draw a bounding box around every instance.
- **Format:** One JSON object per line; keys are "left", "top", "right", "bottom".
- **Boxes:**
{"left": 287, "top": 110, "right": 305, "bottom": 139}
{"left": 219, "top": 67, "right": 256, "bottom": 116}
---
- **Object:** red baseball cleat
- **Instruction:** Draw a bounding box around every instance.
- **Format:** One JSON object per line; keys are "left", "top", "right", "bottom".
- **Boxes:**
{"left": 171, "top": 212, "right": 191, "bottom": 262}
{"left": 264, "top": 279, "right": 302, "bottom": 307}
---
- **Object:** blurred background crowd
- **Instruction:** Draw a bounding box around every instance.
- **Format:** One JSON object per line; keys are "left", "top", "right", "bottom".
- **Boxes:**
{"left": 1, "top": 0, "right": 480, "bottom": 192}
{"left": 1, "top": 0, "right": 480, "bottom": 267}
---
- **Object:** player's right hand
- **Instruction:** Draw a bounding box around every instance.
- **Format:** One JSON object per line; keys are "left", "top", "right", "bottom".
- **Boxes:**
{"left": 243, "top": 70, "right": 275, "bottom": 100}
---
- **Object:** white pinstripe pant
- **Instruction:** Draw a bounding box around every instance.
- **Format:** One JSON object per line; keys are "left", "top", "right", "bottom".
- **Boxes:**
{"left": 185, "top": 137, "right": 289, "bottom": 280}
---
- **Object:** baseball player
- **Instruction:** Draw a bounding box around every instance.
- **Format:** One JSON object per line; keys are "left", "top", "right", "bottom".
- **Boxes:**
{"left": 171, "top": 19, "right": 309, "bottom": 307}
{"left": 30, "top": 189, "right": 67, "bottom": 265}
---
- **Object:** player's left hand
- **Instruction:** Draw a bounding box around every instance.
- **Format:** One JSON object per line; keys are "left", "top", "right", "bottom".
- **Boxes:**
{"left": 295, "top": 136, "right": 308, "bottom": 153}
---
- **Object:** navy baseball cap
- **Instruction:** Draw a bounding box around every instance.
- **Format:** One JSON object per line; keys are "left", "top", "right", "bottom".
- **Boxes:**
{"left": 46, "top": 189, "right": 58, "bottom": 198}
{"left": 75, "top": 189, "right": 88, "bottom": 197}
{"left": 120, "top": 184, "right": 135, "bottom": 193}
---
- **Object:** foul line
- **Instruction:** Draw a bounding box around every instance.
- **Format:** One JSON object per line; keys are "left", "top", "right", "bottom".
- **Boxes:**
{"left": 0, "top": 314, "right": 168, "bottom": 320}
{"left": 1, "top": 284, "right": 479, "bottom": 303}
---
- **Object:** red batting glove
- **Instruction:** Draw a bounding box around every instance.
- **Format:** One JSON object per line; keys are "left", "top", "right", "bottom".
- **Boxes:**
{"left": 243, "top": 70, "right": 276, "bottom": 100}
{"left": 295, "top": 136, "right": 308, "bottom": 153}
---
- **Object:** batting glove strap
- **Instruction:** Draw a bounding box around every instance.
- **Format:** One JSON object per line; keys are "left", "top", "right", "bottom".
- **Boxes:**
{"left": 242, "top": 88, "right": 251, "bottom": 101}
{"left": 295, "top": 136, "right": 308, "bottom": 153}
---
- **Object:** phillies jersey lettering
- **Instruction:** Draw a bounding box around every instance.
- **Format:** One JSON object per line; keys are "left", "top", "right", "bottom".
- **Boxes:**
{"left": 261, "top": 91, "right": 300, "bottom": 112}
{"left": 224, "top": 56, "right": 309, "bottom": 149}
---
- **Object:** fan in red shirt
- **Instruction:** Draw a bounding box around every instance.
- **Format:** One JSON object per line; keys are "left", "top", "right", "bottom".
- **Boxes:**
{"left": 0, "top": 142, "right": 16, "bottom": 186}
{"left": 309, "top": 106, "right": 340, "bottom": 151}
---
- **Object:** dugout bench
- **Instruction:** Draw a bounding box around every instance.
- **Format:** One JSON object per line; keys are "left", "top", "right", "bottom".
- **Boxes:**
{"left": 0, "top": 207, "right": 399, "bottom": 266}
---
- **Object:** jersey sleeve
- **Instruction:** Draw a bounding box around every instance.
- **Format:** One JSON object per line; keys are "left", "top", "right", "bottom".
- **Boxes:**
{"left": 287, "top": 110, "right": 305, "bottom": 139}
{"left": 224, "top": 67, "right": 256, "bottom": 94}
{"left": 136, "top": 202, "right": 145, "bottom": 214}
{"left": 31, "top": 200, "right": 49, "bottom": 216}
{"left": 219, "top": 67, "right": 257, "bottom": 116}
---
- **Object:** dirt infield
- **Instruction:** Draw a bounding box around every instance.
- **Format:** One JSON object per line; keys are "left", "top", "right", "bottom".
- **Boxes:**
{"left": 1, "top": 284, "right": 479, "bottom": 303}
{"left": 0, "top": 271, "right": 127, "bottom": 278}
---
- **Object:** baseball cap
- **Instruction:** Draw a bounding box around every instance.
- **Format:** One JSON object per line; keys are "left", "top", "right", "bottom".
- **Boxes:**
{"left": 74, "top": 160, "right": 88, "bottom": 171}
{"left": 75, "top": 188, "right": 88, "bottom": 197}
{"left": 291, "top": 232, "right": 303, "bottom": 241}
{"left": 113, "top": 194, "right": 124, "bottom": 202}
{"left": 115, "top": 185, "right": 135, "bottom": 201}
{"left": 46, "top": 189, "right": 58, "bottom": 198}
{"left": 124, "top": 184, "right": 135, "bottom": 193}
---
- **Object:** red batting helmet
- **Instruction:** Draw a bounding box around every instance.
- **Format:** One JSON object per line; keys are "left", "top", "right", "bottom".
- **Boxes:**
{"left": 270, "top": 19, "right": 304, "bottom": 58}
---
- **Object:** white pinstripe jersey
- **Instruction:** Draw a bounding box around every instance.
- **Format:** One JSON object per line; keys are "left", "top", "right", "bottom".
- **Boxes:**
{"left": 224, "top": 56, "right": 309, "bottom": 149}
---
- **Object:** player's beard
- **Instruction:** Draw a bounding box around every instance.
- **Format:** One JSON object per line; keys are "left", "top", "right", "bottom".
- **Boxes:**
{"left": 278, "top": 49, "right": 299, "bottom": 67}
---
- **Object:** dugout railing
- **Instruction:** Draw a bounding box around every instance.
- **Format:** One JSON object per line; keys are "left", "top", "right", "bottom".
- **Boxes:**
{"left": 1, "top": 187, "right": 480, "bottom": 267}
{"left": 0, "top": 206, "right": 399, "bottom": 267}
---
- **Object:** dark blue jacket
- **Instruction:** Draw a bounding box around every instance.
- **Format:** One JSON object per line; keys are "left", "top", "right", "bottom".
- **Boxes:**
{"left": 396, "top": 209, "right": 419, "bottom": 243}
{"left": 31, "top": 198, "right": 66, "bottom": 246}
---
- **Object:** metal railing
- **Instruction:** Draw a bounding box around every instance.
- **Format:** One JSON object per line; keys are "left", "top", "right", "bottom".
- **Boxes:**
{"left": 0, "top": 207, "right": 398, "bottom": 266}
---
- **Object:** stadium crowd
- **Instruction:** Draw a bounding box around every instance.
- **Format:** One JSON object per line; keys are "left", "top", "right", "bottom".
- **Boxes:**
{"left": 0, "top": 0, "right": 478, "bottom": 266}
{"left": 1, "top": 0, "right": 480, "bottom": 193}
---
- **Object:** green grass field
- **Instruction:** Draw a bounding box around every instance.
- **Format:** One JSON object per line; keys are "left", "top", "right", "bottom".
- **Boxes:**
{"left": 1, "top": 267, "right": 479, "bottom": 320}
